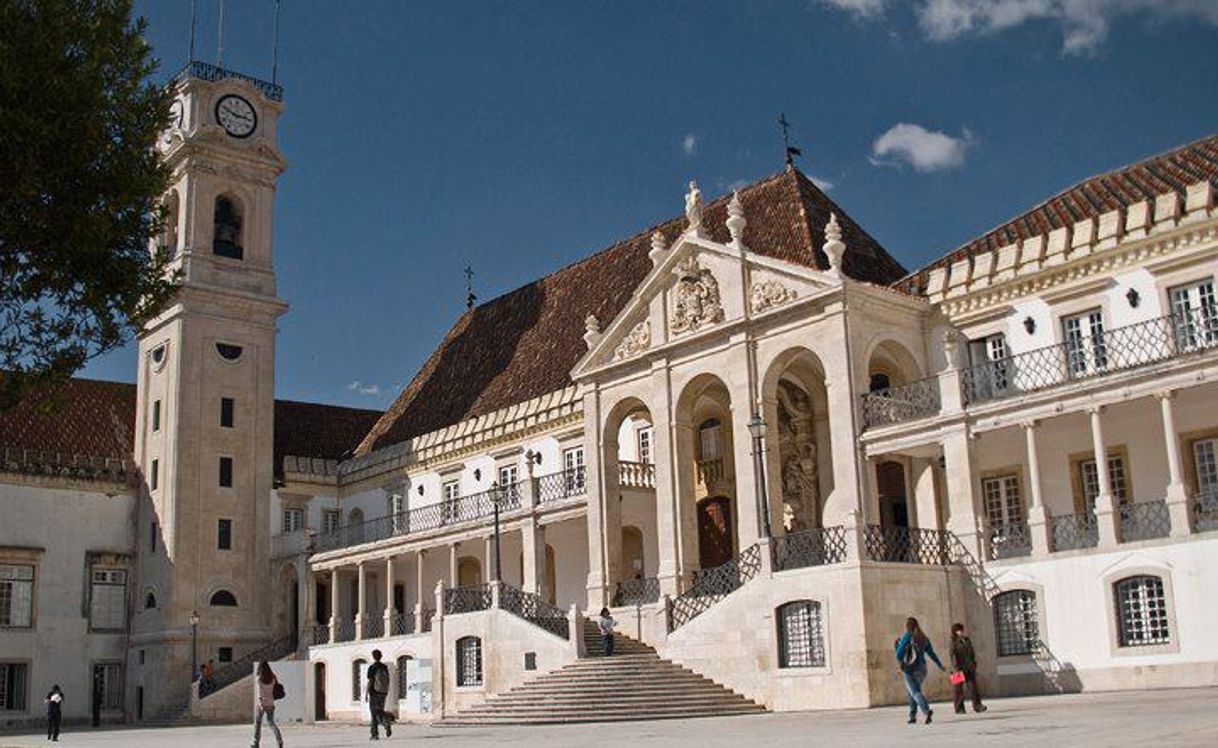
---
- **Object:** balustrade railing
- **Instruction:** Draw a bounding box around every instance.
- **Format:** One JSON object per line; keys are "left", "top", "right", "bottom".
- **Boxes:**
{"left": 771, "top": 527, "right": 847, "bottom": 571}
{"left": 199, "top": 635, "right": 294, "bottom": 699}
{"left": 420, "top": 607, "right": 435, "bottom": 633}
{"left": 1195, "top": 490, "right": 1218, "bottom": 532}
{"left": 499, "top": 583, "right": 569, "bottom": 639}
{"left": 612, "top": 577, "right": 661, "bottom": 606}
{"left": 668, "top": 544, "right": 762, "bottom": 631}
{"left": 860, "top": 377, "right": 942, "bottom": 430}
{"left": 537, "top": 466, "right": 587, "bottom": 503}
{"left": 862, "top": 525, "right": 952, "bottom": 565}
{"left": 618, "top": 460, "right": 656, "bottom": 489}
{"left": 332, "top": 618, "right": 357, "bottom": 643}
{"left": 988, "top": 522, "right": 1032, "bottom": 560}
{"left": 963, "top": 311, "right": 1218, "bottom": 406}
{"left": 1120, "top": 501, "right": 1171, "bottom": 542}
{"left": 362, "top": 616, "right": 384, "bottom": 639}
{"left": 443, "top": 583, "right": 493, "bottom": 615}
{"left": 307, "top": 623, "right": 331, "bottom": 646}
{"left": 174, "top": 60, "right": 284, "bottom": 101}
{"left": 1050, "top": 511, "right": 1098, "bottom": 552}
{"left": 390, "top": 612, "right": 414, "bottom": 637}
{"left": 696, "top": 457, "right": 725, "bottom": 487}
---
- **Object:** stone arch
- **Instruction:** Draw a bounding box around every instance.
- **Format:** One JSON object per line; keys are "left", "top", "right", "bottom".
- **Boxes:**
{"left": 212, "top": 192, "right": 245, "bottom": 260}
{"left": 274, "top": 562, "right": 300, "bottom": 646}
{"left": 863, "top": 337, "right": 924, "bottom": 391}
{"left": 160, "top": 189, "right": 180, "bottom": 254}
{"left": 675, "top": 373, "right": 739, "bottom": 575}
{"left": 598, "top": 394, "right": 657, "bottom": 592}
{"left": 621, "top": 525, "right": 645, "bottom": 579}
{"left": 457, "top": 556, "right": 482, "bottom": 587}
{"left": 761, "top": 347, "right": 832, "bottom": 532}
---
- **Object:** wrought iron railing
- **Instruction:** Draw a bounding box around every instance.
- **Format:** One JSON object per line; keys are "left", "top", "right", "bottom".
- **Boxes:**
{"left": 988, "top": 521, "right": 1032, "bottom": 560}
{"left": 696, "top": 457, "right": 725, "bottom": 487}
{"left": 862, "top": 525, "right": 952, "bottom": 565}
{"left": 1050, "top": 511, "right": 1098, "bottom": 552}
{"left": 443, "top": 583, "right": 493, "bottom": 615}
{"left": 420, "top": 607, "right": 435, "bottom": 633}
{"left": 1196, "top": 490, "right": 1218, "bottom": 532}
{"left": 307, "top": 623, "right": 330, "bottom": 646}
{"left": 537, "top": 467, "right": 587, "bottom": 503}
{"left": 390, "top": 612, "right": 414, "bottom": 637}
{"left": 860, "top": 377, "right": 942, "bottom": 430}
{"left": 612, "top": 577, "right": 661, "bottom": 606}
{"left": 362, "top": 616, "right": 384, "bottom": 639}
{"left": 499, "top": 583, "right": 569, "bottom": 639}
{"left": 199, "top": 635, "right": 294, "bottom": 699}
{"left": 332, "top": 618, "right": 357, "bottom": 643}
{"left": 174, "top": 60, "right": 285, "bottom": 102}
{"left": 771, "top": 527, "right": 848, "bottom": 571}
{"left": 667, "top": 544, "right": 762, "bottom": 631}
{"left": 619, "top": 460, "right": 656, "bottom": 489}
{"left": 1120, "top": 501, "right": 1171, "bottom": 542}
{"left": 963, "top": 311, "right": 1218, "bottom": 406}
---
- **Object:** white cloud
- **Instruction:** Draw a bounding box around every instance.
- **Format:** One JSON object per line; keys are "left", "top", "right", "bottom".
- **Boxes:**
{"left": 809, "top": 175, "right": 836, "bottom": 192}
{"left": 347, "top": 380, "right": 381, "bottom": 396}
{"left": 819, "top": 0, "right": 888, "bottom": 18}
{"left": 682, "top": 133, "right": 698, "bottom": 156}
{"left": 916, "top": 0, "right": 1218, "bottom": 55}
{"left": 869, "top": 123, "right": 975, "bottom": 172}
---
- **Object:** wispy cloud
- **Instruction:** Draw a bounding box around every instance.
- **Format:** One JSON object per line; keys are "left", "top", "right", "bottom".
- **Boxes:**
{"left": 809, "top": 175, "right": 836, "bottom": 192}
{"left": 818, "top": 0, "right": 886, "bottom": 19}
{"left": 869, "top": 123, "right": 976, "bottom": 172}
{"left": 347, "top": 380, "right": 381, "bottom": 396}
{"left": 682, "top": 133, "right": 698, "bottom": 156}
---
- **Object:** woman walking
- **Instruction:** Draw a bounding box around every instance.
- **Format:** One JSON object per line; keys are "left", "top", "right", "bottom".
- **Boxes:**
{"left": 251, "top": 660, "right": 284, "bottom": 748}
{"left": 950, "top": 623, "right": 987, "bottom": 714}
{"left": 895, "top": 617, "right": 945, "bottom": 724}
{"left": 44, "top": 685, "right": 64, "bottom": 742}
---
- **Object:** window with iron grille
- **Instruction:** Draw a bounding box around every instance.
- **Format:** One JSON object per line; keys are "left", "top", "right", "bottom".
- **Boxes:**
{"left": 352, "top": 659, "right": 366, "bottom": 701}
{"left": 1169, "top": 278, "right": 1217, "bottom": 349}
{"left": 1079, "top": 454, "right": 1129, "bottom": 510}
{"left": 1063, "top": 309, "right": 1107, "bottom": 376}
{"left": 563, "top": 447, "right": 586, "bottom": 493}
{"left": 637, "top": 425, "right": 653, "bottom": 464}
{"left": 282, "top": 508, "right": 304, "bottom": 534}
{"left": 396, "top": 655, "right": 413, "bottom": 696}
{"left": 0, "top": 663, "right": 28, "bottom": 710}
{"left": 992, "top": 590, "right": 1039, "bottom": 656}
{"left": 1115, "top": 575, "right": 1170, "bottom": 647}
{"left": 777, "top": 600, "right": 825, "bottom": 668}
{"left": 983, "top": 475, "right": 1023, "bottom": 526}
{"left": 89, "top": 569, "right": 127, "bottom": 632}
{"left": 0, "top": 564, "right": 34, "bottom": 628}
{"left": 456, "top": 636, "right": 483, "bottom": 686}
{"left": 93, "top": 663, "right": 123, "bottom": 710}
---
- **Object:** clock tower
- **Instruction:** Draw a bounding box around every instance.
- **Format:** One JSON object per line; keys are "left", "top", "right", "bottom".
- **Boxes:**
{"left": 129, "top": 63, "right": 288, "bottom": 717}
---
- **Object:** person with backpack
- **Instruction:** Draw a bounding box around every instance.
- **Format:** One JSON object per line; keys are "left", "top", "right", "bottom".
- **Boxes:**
{"left": 597, "top": 608, "right": 616, "bottom": 656}
{"left": 251, "top": 660, "right": 284, "bottom": 748}
{"left": 950, "top": 623, "right": 987, "bottom": 714}
{"left": 895, "top": 617, "right": 945, "bottom": 724}
{"left": 44, "top": 684, "right": 64, "bottom": 742}
{"left": 365, "top": 649, "right": 393, "bottom": 740}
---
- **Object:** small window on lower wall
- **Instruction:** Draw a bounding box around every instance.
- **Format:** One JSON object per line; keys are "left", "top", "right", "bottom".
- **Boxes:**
{"left": 352, "top": 658, "right": 367, "bottom": 702}
{"left": 396, "top": 655, "right": 413, "bottom": 696}
{"left": 456, "top": 636, "right": 483, "bottom": 686}
{"left": 777, "top": 600, "right": 825, "bottom": 668}
{"left": 524, "top": 652, "right": 537, "bottom": 671}
{"left": 1115, "top": 575, "right": 1170, "bottom": 647}
{"left": 993, "top": 590, "right": 1039, "bottom": 656}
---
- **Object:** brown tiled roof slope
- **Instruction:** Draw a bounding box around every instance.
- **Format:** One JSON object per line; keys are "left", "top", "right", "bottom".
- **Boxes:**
{"left": 0, "top": 378, "right": 381, "bottom": 478}
{"left": 356, "top": 167, "right": 907, "bottom": 456}
{"left": 897, "top": 133, "right": 1218, "bottom": 295}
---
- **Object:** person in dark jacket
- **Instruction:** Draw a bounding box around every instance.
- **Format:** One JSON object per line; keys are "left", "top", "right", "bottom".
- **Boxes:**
{"left": 44, "top": 685, "right": 64, "bottom": 742}
{"left": 950, "top": 623, "right": 987, "bottom": 714}
{"left": 365, "top": 649, "right": 393, "bottom": 740}
{"left": 895, "top": 617, "right": 945, "bottom": 724}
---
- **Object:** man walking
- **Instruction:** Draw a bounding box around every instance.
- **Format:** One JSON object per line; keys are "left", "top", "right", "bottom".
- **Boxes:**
{"left": 365, "top": 649, "right": 393, "bottom": 740}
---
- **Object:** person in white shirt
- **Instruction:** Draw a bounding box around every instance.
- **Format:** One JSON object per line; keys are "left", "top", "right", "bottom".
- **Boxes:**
{"left": 598, "top": 607, "right": 616, "bottom": 656}
{"left": 251, "top": 660, "right": 284, "bottom": 748}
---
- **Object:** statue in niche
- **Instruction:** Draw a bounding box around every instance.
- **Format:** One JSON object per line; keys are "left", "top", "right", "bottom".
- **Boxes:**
{"left": 670, "top": 255, "right": 724, "bottom": 334}
{"left": 777, "top": 380, "right": 820, "bottom": 531}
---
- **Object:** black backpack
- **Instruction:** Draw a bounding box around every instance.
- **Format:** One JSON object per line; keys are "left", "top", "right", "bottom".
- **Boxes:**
{"left": 272, "top": 682, "right": 286, "bottom": 700}
{"left": 898, "top": 636, "right": 920, "bottom": 671}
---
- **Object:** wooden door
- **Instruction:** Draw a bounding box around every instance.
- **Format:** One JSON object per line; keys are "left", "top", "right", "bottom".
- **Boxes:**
{"left": 697, "top": 496, "right": 734, "bottom": 569}
{"left": 314, "top": 663, "right": 327, "bottom": 720}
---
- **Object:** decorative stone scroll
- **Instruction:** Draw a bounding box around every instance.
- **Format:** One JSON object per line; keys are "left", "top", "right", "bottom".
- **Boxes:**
{"left": 670, "top": 255, "right": 724, "bottom": 334}
{"left": 749, "top": 280, "right": 796, "bottom": 313}
{"left": 613, "top": 320, "right": 651, "bottom": 360}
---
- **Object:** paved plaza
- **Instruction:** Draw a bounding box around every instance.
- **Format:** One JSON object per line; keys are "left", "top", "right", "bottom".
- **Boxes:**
{"left": 2, "top": 688, "right": 1216, "bottom": 747}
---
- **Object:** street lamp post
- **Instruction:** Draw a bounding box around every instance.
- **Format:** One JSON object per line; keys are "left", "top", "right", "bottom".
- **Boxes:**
{"left": 189, "top": 610, "right": 200, "bottom": 682}
{"left": 491, "top": 482, "right": 503, "bottom": 582}
{"left": 748, "top": 414, "right": 773, "bottom": 539}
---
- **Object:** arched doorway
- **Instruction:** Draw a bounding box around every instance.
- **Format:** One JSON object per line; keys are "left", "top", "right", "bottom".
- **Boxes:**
{"left": 277, "top": 564, "right": 300, "bottom": 649}
{"left": 762, "top": 348, "right": 834, "bottom": 529}
{"left": 313, "top": 662, "right": 326, "bottom": 720}
{"left": 621, "top": 526, "right": 644, "bottom": 579}
{"left": 877, "top": 461, "right": 909, "bottom": 529}
{"left": 697, "top": 496, "right": 734, "bottom": 569}
{"left": 457, "top": 557, "right": 482, "bottom": 587}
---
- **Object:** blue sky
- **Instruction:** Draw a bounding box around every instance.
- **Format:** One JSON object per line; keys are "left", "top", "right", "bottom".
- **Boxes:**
{"left": 84, "top": 0, "right": 1218, "bottom": 409}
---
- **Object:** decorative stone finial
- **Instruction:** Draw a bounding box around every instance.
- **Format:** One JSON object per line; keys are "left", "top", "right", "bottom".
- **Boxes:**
{"left": 942, "top": 329, "right": 959, "bottom": 369}
{"left": 583, "top": 314, "right": 602, "bottom": 350}
{"left": 822, "top": 212, "right": 846, "bottom": 279}
{"left": 726, "top": 190, "right": 746, "bottom": 247}
{"left": 684, "top": 180, "right": 705, "bottom": 237}
{"left": 648, "top": 230, "right": 667, "bottom": 267}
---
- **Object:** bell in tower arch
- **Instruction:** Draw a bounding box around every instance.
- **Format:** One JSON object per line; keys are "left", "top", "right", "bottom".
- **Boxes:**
{"left": 212, "top": 195, "right": 244, "bottom": 260}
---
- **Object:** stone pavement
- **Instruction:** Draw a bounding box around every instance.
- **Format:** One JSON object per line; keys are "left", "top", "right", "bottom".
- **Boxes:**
{"left": 3, "top": 688, "right": 1216, "bottom": 747}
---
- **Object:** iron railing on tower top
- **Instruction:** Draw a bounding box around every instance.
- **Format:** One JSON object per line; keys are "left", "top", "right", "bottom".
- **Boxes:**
{"left": 174, "top": 60, "right": 284, "bottom": 101}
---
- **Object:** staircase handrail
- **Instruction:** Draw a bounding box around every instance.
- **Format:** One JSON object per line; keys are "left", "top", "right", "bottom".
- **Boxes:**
{"left": 667, "top": 543, "right": 762, "bottom": 631}
{"left": 498, "top": 582, "right": 569, "bottom": 640}
{"left": 199, "top": 634, "right": 295, "bottom": 699}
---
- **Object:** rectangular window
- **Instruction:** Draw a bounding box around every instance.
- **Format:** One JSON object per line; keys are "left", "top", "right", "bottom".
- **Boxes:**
{"left": 282, "top": 508, "right": 304, "bottom": 534}
{"left": 150, "top": 459, "right": 159, "bottom": 491}
{"left": 442, "top": 479, "right": 461, "bottom": 522}
{"left": 152, "top": 400, "right": 161, "bottom": 432}
{"left": 218, "top": 647, "right": 233, "bottom": 663}
{"left": 1195, "top": 438, "right": 1218, "bottom": 497}
{"left": 968, "top": 333, "right": 1010, "bottom": 396}
{"left": 322, "top": 509, "right": 341, "bottom": 535}
{"left": 217, "top": 519, "right": 232, "bottom": 550}
{"left": 698, "top": 423, "right": 722, "bottom": 460}
{"left": 1063, "top": 309, "right": 1107, "bottom": 377}
{"left": 497, "top": 464, "right": 518, "bottom": 488}
{"left": 637, "top": 426, "right": 653, "bottom": 464}
{"left": 0, "top": 565, "right": 34, "bottom": 628}
{"left": 1079, "top": 454, "right": 1130, "bottom": 510}
{"left": 563, "top": 446, "right": 586, "bottom": 493}
{"left": 1169, "top": 278, "right": 1217, "bottom": 350}
{"left": 93, "top": 663, "right": 123, "bottom": 710}
{"left": 149, "top": 522, "right": 157, "bottom": 554}
{"left": 442, "top": 480, "right": 460, "bottom": 503}
{"left": 89, "top": 569, "right": 127, "bottom": 632}
{"left": 0, "top": 663, "right": 28, "bottom": 710}
{"left": 982, "top": 474, "right": 1023, "bottom": 527}
{"left": 220, "top": 397, "right": 234, "bottom": 428}
{"left": 219, "top": 456, "right": 233, "bottom": 488}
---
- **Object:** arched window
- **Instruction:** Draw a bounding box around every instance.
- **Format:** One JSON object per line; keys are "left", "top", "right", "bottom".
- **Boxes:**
{"left": 352, "top": 658, "right": 367, "bottom": 702}
{"left": 456, "top": 636, "right": 482, "bottom": 686}
{"left": 777, "top": 600, "right": 825, "bottom": 668}
{"left": 144, "top": 591, "right": 157, "bottom": 609}
{"left": 992, "top": 590, "right": 1038, "bottom": 656}
{"left": 215, "top": 342, "right": 243, "bottom": 361}
{"left": 160, "top": 192, "right": 180, "bottom": 255}
{"left": 212, "top": 195, "right": 244, "bottom": 260}
{"left": 1114, "top": 575, "right": 1170, "bottom": 647}
{"left": 209, "top": 589, "right": 238, "bottom": 607}
{"left": 396, "top": 655, "right": 413, "bottom": 696}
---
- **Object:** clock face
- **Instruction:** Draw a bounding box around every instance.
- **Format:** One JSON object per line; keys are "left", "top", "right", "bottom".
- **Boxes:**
{"left": 214, "top": 94, "right": 257, "bottom": 138}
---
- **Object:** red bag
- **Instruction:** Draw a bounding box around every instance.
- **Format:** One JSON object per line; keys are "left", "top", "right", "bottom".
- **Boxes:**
{"left": 950, "top": 671, "right": 966, "bottom": 686}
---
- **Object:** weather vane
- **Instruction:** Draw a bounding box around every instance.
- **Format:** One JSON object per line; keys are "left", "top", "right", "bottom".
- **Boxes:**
{"left": 464, "top": 265, "right": 476, "bottom": 311}
{"left": 778, "top": 113, "right": 803, "bottom": 167}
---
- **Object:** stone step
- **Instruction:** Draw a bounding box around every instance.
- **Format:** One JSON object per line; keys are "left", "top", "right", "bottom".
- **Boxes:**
{"left": 442, "top": 705, "right": 765, "bottom": 725}
{"left": 481, "top": 694, "right": 753, "bottom": 709}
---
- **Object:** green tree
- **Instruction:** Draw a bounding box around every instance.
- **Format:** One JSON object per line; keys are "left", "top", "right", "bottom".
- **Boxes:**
{"left": 0, "top": 0, "right": 177, "bottom": 410}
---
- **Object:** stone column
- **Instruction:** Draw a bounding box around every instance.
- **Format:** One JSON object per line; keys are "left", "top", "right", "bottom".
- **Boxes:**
{"left": 304, "top": 566, "right": 317, "bottom": 633}
{"left": 355, "top": 561, "right": 367, "bottom": 640}
{"left": 522, "top": 520, "right": 547, "bottom": 599}
{"left": 1158, "top": 391, "right": 1192, "bottom": 536}
{"left": 759, "top": 395, "right": 785, "bottom": 534}
{"left": 414, "top": 550, "right": 426, "bottom": 631}
{"left": 328, "top": 568, "right": 340, "bottom": 641}
{"left": 1023, "top": 421, "right": 1051, "bottom": 556}
{"left": 383, "top": 556, "right": 395, "bottom": 636}
{"left": 731, "top": 398, "right": 763, "bottom": 547}
{"left": 484, "top": 535, "right": 494, "bottom": 583}
{"left": 671, "top": 419, "right": 699, "bottom": 591}
{"left": 448, "top": 544, "right": 458, "bottom": 586}
{"left": 942, "top": 428, "right": 983, "bottom": 559}
{"left": 911, "top": 457, "right": 938, "bottom": 530}
{"left": 583, "top": 388, "right": 611, "bottom": 610}
{"left": 821, "top": 350, "right": 863, "bottom": 527}
{"left": 651, "top": 362, "right": 681, "bottom": 597}
{"left": 1089, "top": 406, "right": 1120, "bottom": 548}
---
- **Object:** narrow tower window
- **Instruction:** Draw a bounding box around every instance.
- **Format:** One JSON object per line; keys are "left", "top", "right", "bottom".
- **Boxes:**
{"left": 212, "top": 196, "right": 244, "bottom": 260}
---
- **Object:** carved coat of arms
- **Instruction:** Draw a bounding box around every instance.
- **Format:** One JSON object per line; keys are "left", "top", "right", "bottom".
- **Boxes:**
{"left": 670, "top": 256, "right": 724, "bottom": 334}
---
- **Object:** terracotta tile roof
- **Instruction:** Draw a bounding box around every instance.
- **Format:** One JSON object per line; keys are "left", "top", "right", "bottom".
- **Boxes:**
{"left": 0, "top": 378, "right": 381, "bottom": 480}
{"left": 897, "top": 133, "right": 1218, "bottom": 295}
{"left": 356, "top": 167, "right": 906, "bottom": 455}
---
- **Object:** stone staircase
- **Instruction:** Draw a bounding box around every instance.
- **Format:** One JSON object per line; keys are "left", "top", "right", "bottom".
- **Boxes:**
{"left": 443, "top": 623, "right": 765, "bottom": 725}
